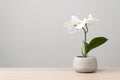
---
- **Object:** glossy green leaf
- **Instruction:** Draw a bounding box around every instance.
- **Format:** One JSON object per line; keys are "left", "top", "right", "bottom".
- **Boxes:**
{"left": 87, "top": 37, "right": 108, "bottom": 53}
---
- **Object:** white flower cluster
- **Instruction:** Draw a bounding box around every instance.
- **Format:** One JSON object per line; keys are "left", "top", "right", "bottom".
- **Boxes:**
{"left": 64, "top": 14, "right": 97, "bottom": 33}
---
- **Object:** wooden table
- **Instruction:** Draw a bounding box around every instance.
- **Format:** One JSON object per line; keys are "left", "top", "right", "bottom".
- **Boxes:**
{"left": 0, "top": 68, "right": 119, "bottom": 80}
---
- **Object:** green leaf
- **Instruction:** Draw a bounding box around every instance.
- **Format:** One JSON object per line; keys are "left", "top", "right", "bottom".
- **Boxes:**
{"left": 87, "top": 37, "right": 108, "bottom": 53}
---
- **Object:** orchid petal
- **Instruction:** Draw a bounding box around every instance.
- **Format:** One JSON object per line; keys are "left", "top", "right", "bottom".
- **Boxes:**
{"left": 71, "top": 16, "right": 81, "bottom": 22}
{"left": 67, "top": 26, "right": 76, "bottom": 34}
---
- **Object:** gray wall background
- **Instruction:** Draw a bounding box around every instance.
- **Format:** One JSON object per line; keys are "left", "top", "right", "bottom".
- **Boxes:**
{"left": 0, "top": 0, "right": 119, "bottom": 67}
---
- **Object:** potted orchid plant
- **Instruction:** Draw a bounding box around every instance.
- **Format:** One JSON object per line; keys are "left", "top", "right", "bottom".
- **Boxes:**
{"left": 64, "top": 14, "right": 108, "bottom": 73}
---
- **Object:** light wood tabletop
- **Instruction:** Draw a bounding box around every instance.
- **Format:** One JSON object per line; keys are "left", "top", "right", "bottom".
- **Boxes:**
{"left": 0, "top": 68, "right": 119, "bottom": 80}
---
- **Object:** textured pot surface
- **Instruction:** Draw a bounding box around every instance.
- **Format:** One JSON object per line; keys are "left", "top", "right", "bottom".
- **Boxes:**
{"left": 73, "top": 56, "right": 97, "bottom": 73}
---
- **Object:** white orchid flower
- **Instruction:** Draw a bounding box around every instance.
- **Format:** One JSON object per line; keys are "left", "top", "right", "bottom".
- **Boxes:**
{"left": 83, "top": 14, "right": 97, "bottom": 26}
{"left": 64, "top": 14, "right": 97, "bottom": 33}
{"left": 64, "top": 20, "right": 77, "bottom": 33}
{"left": 64, "top": 16, "right": 81, "bottom": 33}
{"left": 75, "top": 14, "right": 97, "bottom": 30}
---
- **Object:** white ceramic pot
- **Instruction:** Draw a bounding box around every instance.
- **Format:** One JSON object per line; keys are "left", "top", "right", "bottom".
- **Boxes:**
{"left": 73, "top": 56, "right": 97, "bottom": 73}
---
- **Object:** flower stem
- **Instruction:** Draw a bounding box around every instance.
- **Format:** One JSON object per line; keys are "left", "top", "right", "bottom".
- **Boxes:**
{"left": 82, "top": 27, "right": 87, "bottom": 42}
{"left": 82, "top": 24, "right": 88, "bottom": 57}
